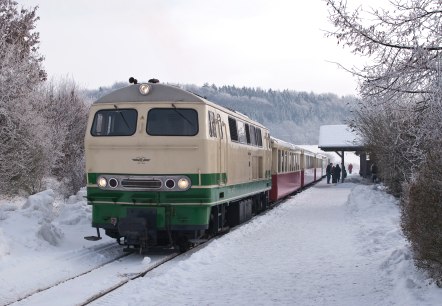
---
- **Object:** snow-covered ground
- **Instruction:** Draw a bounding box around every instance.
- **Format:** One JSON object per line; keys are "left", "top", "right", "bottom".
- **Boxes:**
{"left": 1, "top": 174, "right": 441, "bottom": 305}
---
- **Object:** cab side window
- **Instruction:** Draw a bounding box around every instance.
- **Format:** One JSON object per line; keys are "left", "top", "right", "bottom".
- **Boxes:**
{"left": 208, "top": 111, "right": 217, "bottom": 137}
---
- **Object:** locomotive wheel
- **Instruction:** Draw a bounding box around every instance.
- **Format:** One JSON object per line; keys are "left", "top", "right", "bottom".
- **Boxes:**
{"left": 177, "top": 236, "right": 192, "bottom": 253}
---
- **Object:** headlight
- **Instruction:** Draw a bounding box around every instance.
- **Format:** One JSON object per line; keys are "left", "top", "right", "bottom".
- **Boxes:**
{"left": 139, "top": 84, "right": 151, "bottom": 95}
{"left": 177, "top": 178, "right": 190, "bottom": 190}
{"left": 97, "top": 177, "right": 107, "bottom": 188}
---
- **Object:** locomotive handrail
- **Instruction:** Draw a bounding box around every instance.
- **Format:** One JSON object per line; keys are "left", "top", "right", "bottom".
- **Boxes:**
{"left": 87, "top": 145, "right": 199, "bottom": 150}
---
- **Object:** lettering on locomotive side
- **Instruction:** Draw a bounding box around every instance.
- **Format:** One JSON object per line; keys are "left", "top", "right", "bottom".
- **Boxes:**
{"left": 132, "top": 156, "right": 151, "bottom": 164}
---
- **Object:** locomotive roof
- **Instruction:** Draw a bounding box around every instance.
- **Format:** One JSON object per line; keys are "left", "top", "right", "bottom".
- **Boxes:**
{"left": 94, "top": 83, "right": 206, "bottom": 104}
{"left": 94, "top": 82, "right": 267, "bottom": 129}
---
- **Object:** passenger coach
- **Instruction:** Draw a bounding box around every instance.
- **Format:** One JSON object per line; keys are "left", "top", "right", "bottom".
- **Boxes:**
{"left": 269, "top": 138, "right": 325, "bottom": 202}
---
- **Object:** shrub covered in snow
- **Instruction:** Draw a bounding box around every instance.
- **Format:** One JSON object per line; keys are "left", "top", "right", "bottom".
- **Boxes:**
{"left": 401, "top": 149, "right": 442, "bottom": 285}
{"left": 37, "top": 79, "right": 89, "bottom": 197}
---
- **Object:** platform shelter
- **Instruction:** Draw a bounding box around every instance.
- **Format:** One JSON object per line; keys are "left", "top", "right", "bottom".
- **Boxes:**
{"left": 318, "top": 125, "right": 366, "bottom": 182}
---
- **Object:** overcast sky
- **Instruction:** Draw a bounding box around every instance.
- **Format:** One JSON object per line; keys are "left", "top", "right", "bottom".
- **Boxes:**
{"left": 20, "top": 0, "right": 366, "bottom": 96}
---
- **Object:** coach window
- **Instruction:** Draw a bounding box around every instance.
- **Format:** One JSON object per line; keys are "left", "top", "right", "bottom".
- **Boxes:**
{"left": 250, "top": 125, "right": 256, "bottom": 146}
{"left": 208, "top": 111, "right": 217, "bottom": 137}
{"left": 290, "top": 153, "right": 293, "bottom": 171}
{"left": 237, "top": 121, "right": 247, "bottom": 144}
{"left": 255, "top": 128, "right": 263, "bottom": 147}
{"left": 285, "top": 151, "right": 288, "bottom": 172}
{"left": 292, "top": 153, "right": 295, "bottom": 171}
{"left": 228, "top": 117, "right": 238, "bottom": 141}
{"left": 147, "top": 108, "right": 198, "bottom": 136}
{"left": 91, "top": 109, "right": 137, "bottom": 136}
{"left": 245, "top": 124, "right": 251, "bottom": 144}
{"left": 217, "top": 114, "right": 223, "bottom": 139}
{"left": 279, "top": 150, "right": 282, "bottom": 173}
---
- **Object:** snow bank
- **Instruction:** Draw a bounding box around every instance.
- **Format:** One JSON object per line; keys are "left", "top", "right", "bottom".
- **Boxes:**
{"left": 0, "top": 229, "right": 10, "bottom": 258}
{"left": 0, "top": 187, "right": 91, "bottom": 252}
{"left": 20, "top": 189, "right": 64, "bottom": 246}
{"left": 22, "top": 189, "right": 56, "bottom": 220}
{"left": 347, "top": 184, "right": 441, "bottom": 304}
{"left": 57, "top": 188, "right": 91, "bottom": 225}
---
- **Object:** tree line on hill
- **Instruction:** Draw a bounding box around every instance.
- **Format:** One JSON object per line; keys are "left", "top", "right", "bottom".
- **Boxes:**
{"left": 86, "top": 82, "right": 357, "bottom": 144}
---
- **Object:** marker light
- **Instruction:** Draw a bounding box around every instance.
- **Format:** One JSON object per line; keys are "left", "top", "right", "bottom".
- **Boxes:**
{"left": 109, "top": 178, "right": 118, "bottom": 188}
{"left": 165, "top": 179, "right": 175, "bottom": 189}
{"left": 97, "top": 177, "right": 107, "bottom": 188}
{"left": 177, "top": 178, "right": 190, "bottom": 190}
{"left": 139, "top": 84, "right": 151, "bottom": 95}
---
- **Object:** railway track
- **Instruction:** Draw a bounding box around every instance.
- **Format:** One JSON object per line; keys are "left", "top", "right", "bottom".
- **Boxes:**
{"left": 7, "top": 250, "right": 174, "bottom": 306}
{"left": 7, "top": 242, "right": 212, "bottom": 306}
{"left": 6, "top": 182, "right": 321, "bottom": 306}
{"left": 1, "top": 242, "right": 124, "bottom": 306}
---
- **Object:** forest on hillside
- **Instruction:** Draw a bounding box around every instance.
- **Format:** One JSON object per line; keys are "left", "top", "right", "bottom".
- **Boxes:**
{"left": 85, "top": 82, "right": 358, "bottom": 144}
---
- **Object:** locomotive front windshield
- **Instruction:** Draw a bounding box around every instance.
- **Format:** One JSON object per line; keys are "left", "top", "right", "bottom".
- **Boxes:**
{"left": 91, "top": 109, "right": 137, "bottom": 136}
{"left": 147, "top": 108, "right": 198, "bottom": 136}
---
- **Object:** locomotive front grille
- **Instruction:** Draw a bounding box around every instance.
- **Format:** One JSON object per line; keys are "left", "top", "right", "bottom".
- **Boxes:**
{"left": 121, "top": 179, "right": 162, "bottom": 189}
{"left": 95, "top": 175, "right": 191, "bottom": 191}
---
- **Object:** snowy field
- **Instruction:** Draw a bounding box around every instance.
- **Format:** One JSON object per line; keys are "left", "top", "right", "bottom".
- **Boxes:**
{"left": 1, "top": 174, "right": 441, "bottom": 305}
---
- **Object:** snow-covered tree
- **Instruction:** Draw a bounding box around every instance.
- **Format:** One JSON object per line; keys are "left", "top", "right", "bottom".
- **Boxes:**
{"left": 324, "top": 0, "right": 442, "bottom": 283}
{"left": 37, "top": 78, "right": 89, "bottom": 197}
{"left": 324, "top": 0, "right": 442, "bottom": 177}
{"left": 0, "top": 0, "right": 47, "bottom": 194}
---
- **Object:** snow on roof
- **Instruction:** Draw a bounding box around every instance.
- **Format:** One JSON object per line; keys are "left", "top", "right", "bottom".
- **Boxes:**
{"left": 270, "top": 136, "right": 302, "bottom": 151}
{"left": 318, "top": 125, "right": 363, "bottom": 150}
{"left": 297, "top": 145, "right": 327, "bottom": 155}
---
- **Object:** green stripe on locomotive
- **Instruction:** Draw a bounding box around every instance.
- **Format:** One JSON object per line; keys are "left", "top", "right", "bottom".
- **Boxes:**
{"left": 91, "top": 204, "right": 210, "bottom": 230}
{"left": 87, "top": 172, "right": 271, "bottom": 229}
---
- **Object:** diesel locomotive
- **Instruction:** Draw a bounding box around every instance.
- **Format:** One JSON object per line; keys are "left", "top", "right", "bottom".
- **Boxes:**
{"left": 84, "top": 78, "right": 325, "bottom": 251}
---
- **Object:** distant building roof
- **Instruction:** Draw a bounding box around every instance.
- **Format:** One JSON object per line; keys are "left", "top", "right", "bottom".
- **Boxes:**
{"left": 318, "top": 125, "right": 364, "bottom": 151}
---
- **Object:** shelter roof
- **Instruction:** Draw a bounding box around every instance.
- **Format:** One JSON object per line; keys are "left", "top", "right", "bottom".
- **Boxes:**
{"left": 318, "top": 125, "right": 364, "bottom": 152}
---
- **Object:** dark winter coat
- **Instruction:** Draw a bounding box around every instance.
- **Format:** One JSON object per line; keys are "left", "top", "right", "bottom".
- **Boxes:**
{"left": 334, "top": 165, "right": 341, "bottom": 179}
{"left": 326, "top": 164, "right": 332, "bottom": 175}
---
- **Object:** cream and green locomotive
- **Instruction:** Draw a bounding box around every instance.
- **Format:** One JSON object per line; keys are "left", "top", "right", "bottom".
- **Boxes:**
{"left": 84, "top": 79, "right": 272, "bottom": 251}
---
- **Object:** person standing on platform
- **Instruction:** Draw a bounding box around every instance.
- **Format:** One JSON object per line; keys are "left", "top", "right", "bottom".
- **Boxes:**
{"left": 371, "top": 163, "right": 378, "bottom": 183}
{"left": 334, "top": 163, "right": 341, "bottom": 183}
{"left": 348, "top": 163, "right": 353, "bottom": 174}
{"left": 326, "top": 162, "right": 332, "bottom": 184}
